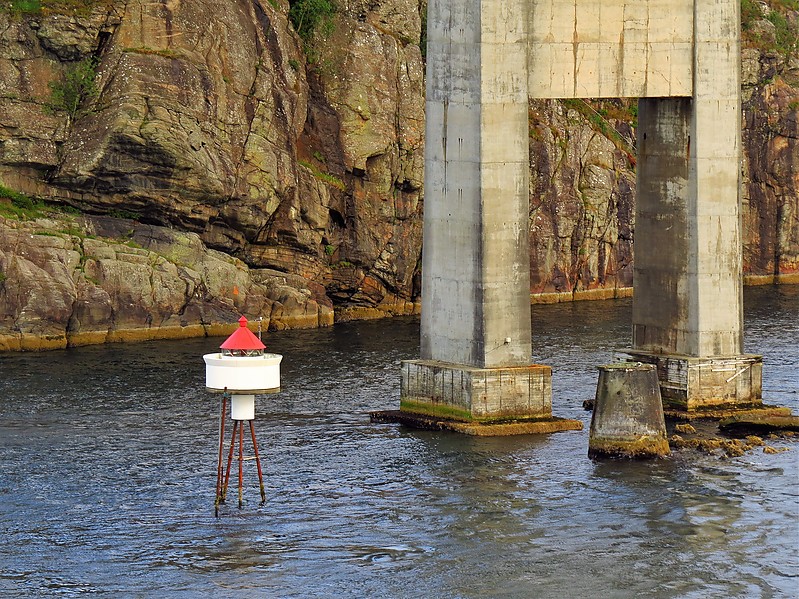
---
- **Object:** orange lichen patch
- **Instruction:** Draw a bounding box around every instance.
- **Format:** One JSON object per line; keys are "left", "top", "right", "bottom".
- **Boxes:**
{"left": 588, "top": 435, "right": 670, "bottom": 459}
{"left": 370, "top": 410, "right": 582, "bottom": 437}
{"left": 670, "top": 432, "right": 794, "bottom": 458}
{"left": 675, "top": 423, "right": 697, "bottom": 434}
{"left": 763, "top": 446, "right": 790, "bottom": 454}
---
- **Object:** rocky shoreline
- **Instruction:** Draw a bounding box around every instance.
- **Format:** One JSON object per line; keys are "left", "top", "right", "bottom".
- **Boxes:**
{"left": 2, "top": 210, "right": 797, "bottom": 352}
{"left": 0, "top": 212, "right": 340, "bottom": 351}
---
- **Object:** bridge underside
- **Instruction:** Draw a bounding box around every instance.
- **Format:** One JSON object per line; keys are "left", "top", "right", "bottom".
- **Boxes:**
{"left": 401, "top": 0, "right": 762, "bottom": 426}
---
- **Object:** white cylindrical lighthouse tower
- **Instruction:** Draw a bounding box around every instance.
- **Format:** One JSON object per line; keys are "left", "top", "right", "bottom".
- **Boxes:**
{"left": 204, "top": 316, "right": 282, "bottom": 514}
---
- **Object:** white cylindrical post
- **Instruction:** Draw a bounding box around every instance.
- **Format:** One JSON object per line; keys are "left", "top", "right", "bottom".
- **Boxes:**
{"left": 231, "top": 394, "right": 255, "bottom": 421}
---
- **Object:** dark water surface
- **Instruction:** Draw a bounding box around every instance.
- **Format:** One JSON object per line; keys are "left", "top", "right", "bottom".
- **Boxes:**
{"left": 1, "top": 286, "right": 797, "bottom": 598}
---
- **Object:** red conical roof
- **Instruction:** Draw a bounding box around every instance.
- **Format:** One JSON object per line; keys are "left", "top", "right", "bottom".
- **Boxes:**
{"left": 219, "top": 316, "right": 266, "bottom": 351}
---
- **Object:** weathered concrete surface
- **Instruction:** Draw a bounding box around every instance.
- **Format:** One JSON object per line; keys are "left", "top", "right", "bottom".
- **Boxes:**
{"left": 401, "top": 360, "right": 553, "bottom": 421}
{"left": 421, "top": 0, "right": 531, "bottom": 369}
{"left": 528, "top": 0, "right": 694, "bottom": 99}
{"left": 413, "top": 0, "right": 545, "bottom": 423}
{"left": 633, "top": 0, "right": 744, "bottom": 359}
{"left": 419, "top": 0, "right": 765, "bottom": 422}
{"left": 619, "top": 351, "right": 764, "bottom": 411}
{"left": 588, "top": 363, "right": 670, "bottom": 458}
{"left": 626, "top": 0, "right": 765, "bottom": 411}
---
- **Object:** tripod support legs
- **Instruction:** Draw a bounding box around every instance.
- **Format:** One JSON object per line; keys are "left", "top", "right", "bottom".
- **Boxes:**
{"left": 214, "top": 393, "right": 266, "bottom": 516}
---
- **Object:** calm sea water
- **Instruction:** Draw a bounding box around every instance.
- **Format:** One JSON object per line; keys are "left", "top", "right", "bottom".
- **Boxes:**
{"left": 0, "top": 286, "right": 797, "bottom": 598}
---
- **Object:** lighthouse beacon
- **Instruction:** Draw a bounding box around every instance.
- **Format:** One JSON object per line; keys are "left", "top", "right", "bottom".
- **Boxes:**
{"left": 204, "top": 316, "right": 283, "bottom": 415}
{"left": 203, "top": 316, "right": 282, "bottom": 514}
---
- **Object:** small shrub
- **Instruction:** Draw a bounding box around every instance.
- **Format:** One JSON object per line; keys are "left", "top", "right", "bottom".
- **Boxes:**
{"left": 298, "top": 159, "right": 346, "bottom": 190}
{"left": 742, "top": 1, "right": 799, "bottom": 58}
{"left": 58, "top": 226, "right": 86, "bottom": 237}
{"left": 767, "top": 10, "right": 799, "bottom": 57}
{"left": 48, "top": 57, "right": 99, "bottom": 121}
{"left": 0, "top": 184, "right": 35, "bottom": 210}
{"left": 315, "top": 171, "right": 345, "bottom": 190}
{"left": 108, "top": 208, "right": 140, "bottom": 220}
{"left": 741, "top": 0, "right": 762, "bottom": 31}
{"left": 288, "top": 0, "right": 336, "bottom": 45}
{"left": 56, "top": 204, "right": 82, "bottom": 215}
{"left": 42, "top": 1, "right": 115, "bottom": 16}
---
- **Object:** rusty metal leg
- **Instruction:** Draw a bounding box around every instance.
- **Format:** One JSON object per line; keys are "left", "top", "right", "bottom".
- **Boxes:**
{"left": 249, "top": 420, "right": 266, "bottom": 504}
{"left": 238, "top": 418, "right": 244, "bottom": 509}
{"left": 214, "top": 392, "right": 228, "bottom": 517}
{"left": 222, "top": 419, "right": 238, "bottom": 502}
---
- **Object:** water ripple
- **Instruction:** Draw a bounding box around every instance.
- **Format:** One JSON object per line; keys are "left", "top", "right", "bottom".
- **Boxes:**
{"left": 0, "top": 288, "right": 797, "bottom": 597}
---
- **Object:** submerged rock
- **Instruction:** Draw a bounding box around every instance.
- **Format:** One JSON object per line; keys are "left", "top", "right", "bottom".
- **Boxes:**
{"left": 669, "top": 426, "right": 794, "bottom": 458}
{"left": 719, "top": 415, "right": 799, "bottom": 435}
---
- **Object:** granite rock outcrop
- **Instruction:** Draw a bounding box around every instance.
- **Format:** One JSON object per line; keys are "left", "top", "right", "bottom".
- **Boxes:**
{"left": 0, "top": 0, "right": 796, "bottom": 348}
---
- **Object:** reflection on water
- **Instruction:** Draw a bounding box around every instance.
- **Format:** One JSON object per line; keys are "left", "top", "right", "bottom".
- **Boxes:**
{"left": 0, "top": 286, "right": 797, "bottom": 598}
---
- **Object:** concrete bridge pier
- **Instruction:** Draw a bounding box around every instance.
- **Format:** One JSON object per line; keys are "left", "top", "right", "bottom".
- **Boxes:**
{"left": 376, "top": 0, "right": 783, "bottom": 431}
{"left": 395, "top": 0, "right": 580, "bottom": 434}
{"left": 619, "top": 1, "right": 763, "bottom": 415}
{"left": 621, "top": 94, "right": 764, "bottom": 413}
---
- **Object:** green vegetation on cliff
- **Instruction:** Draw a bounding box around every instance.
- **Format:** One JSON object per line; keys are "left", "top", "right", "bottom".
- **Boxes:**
{"left": 288, "top": 0, "right": 337, "bottom": 59}
{"left": 0, "top": 184, "right": 42, "bottom": 219}
{"left": 0, "top": 183, "right": 85, "bottom": 221}
{"left": 742, "top": 0, "right": 799, "bottom": 58}
{"left": 1, "top": 0, "right": 113, "bottom": 16}
{"left": 47, "top": 57, "right": 99, "bottom": 121}
{"left": 0, "top": 0, "right": 40, "bottom": 14}
{"left": 560, "top": 98, "right": 637, "bottom": 167}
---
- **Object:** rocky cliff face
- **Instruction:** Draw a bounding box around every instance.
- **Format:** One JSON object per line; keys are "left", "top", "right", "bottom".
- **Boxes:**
{"left": 0, "top": 0, "right": 797, "bottom": 349}
{"left": 1, "top": 0, "right": 424, "bottom": 347}
{"left": 0, "top": 212, "right": 332, "bottom": 349}
{"left": 742, "top": 39, "right": 799, "bottom": 279}
{"left": 527, "top": 99, "right": 637, "bottom": 297}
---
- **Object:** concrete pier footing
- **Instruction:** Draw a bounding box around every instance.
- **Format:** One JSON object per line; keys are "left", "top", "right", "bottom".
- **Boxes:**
{"left": 372, "top": 360, "right": 582, "bottom": 436}
{"left": 401, "top": 360, "right": 552, "bottom": 421}
{"left": 589, "top": 363, "right": 670, "bottom": 459}
{"left": 370, "top": 409, "right": 583, "bottom": 436}
{"left": 618, "top": 351, "right": 764, "bottom": 413}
